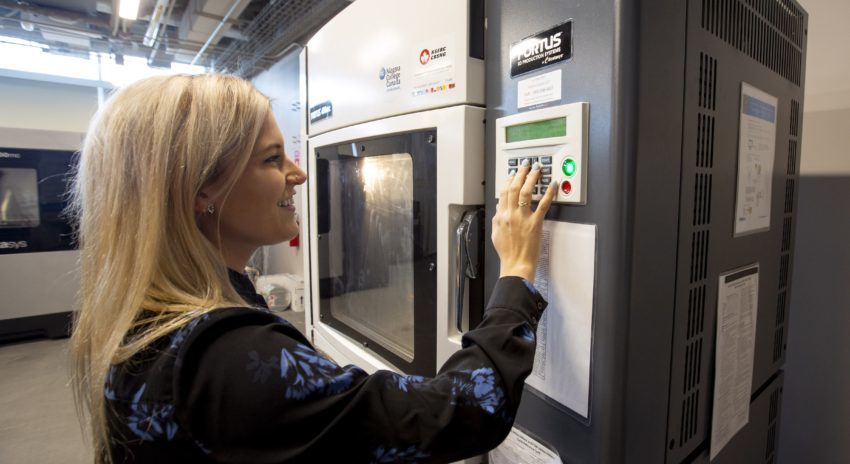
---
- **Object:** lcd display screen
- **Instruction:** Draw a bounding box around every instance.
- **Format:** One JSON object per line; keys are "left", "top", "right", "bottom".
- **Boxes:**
{"left": 506, "top": 117, "right": 567, "bottom": 143}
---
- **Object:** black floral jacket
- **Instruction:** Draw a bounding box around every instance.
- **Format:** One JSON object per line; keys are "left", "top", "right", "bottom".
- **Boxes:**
{"left": 105, "top": 271, "right": 546, "bottom": 463}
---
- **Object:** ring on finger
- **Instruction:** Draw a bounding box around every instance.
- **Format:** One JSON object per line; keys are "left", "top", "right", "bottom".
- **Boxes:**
{"left": 518, "top": 201, "right": 530, "bottom": 207}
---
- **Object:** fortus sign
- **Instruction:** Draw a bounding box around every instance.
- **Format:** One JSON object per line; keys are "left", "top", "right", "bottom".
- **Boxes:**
{"left": 510, "top": 21, "right": 573, "bottom": 77}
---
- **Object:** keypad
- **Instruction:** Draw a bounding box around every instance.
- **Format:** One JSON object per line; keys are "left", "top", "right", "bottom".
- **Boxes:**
{"left": 506, "top": 155, "right": 555, "bottom": 199}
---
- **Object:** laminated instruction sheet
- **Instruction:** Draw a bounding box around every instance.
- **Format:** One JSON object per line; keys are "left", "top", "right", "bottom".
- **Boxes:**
{"left": 526, "top": 220, "right": 597, "bottom": 418}
{"left": 710, "top": 264, "right": 760, "bottom": 460}
{"left": 734, "top": 83, "right": 777, "bottom": 236}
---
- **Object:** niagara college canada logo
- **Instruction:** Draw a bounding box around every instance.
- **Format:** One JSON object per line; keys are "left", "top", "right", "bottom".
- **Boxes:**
{"left": 419, "top": 49, "right": 430, "bottom": 65}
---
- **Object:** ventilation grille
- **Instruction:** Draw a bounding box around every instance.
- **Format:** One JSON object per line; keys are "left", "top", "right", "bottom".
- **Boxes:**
{"left": 673, "top": 52, "right": 719, "bottom": 454}
{"left": 690, "top": 230, "right": 711, "bottom": 283}
{"left": 784, "top": 179, "right": 796, "bottom": 214}
{"left": 782, "top": 217, "right": 792, "bottom": 252}
{"left": 697, "top": 114, "right": 716, "bottom": 168}
{"left": 787, "top": 140, "right": 798, "bottom": 175}
{"left": 694, "top": 174, "right": 713, "bottom": 226}
{"left": 765, "top": 387, "right": 782, "bottom": 462}
{"left": 791, "top": 100, "right": 801, "bottom": 135}
{"left": 699, "top": 53, "right": 718, "bottom": 110}
{"left": 773, "top": 98, "right": 800, "bottom": 364}
{"left": 700, "top": 0, "right": 805, "bottom": 85}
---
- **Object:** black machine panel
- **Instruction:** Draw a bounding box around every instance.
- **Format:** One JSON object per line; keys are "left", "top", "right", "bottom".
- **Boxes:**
{"left": 665, "top": 1, "right": 806, "bottom": 461}
{"left": 0, "top": 147, "right": 76, "bottom": 254}
{"left": 485, "top": 0, "right": 807, "bottom": 462}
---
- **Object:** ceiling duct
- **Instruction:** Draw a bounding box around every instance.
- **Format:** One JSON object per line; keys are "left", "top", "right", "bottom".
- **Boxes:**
{"left": 175, "top": 0, "right": 248, "bottom": 63}
{"left": 213, "top": 0, "right": 351, "bottom": 78}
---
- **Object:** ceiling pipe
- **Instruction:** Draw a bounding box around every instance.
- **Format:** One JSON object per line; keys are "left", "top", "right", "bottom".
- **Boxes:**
{"left": 189, "top": 0, "right": 246, "bottom": 66}
{"left": 146, "top": 0, "right": 177, "bottom": 64}
{"left": 143, "top": 0, "right": 171, "bottom": 47}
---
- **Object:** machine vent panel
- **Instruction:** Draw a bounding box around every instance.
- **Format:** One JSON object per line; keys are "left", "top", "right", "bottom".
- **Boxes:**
{"left": 787, "top": 140, "right": 798, "bottom": 175}
{"left": 680, "top": 390, "right": 701, "bottom": 445}
{"left": 773, "top": 327, "right": 785, "bottom": 361}
{"left": 699, "top": 53, "right": 718, "bottom": 110}
{"left": 700, "top": 0, "right": 805, "bottom": 85}
{"left": 784, "top": 179, "right": 796, "bottom": 214}
{"left": 697, "top": 114, "right": 716, "bottom": 168}
{"left": 670, "top": 50, "right": 719, "bottom": 457}
{"left": 773, "top": 94, "right": 800, "bottom": 368}
{"left": 777, "top": 291, "right": 787, "bottom": 325}
{"left": 791, "top": 99, "right": 801, "bottom": 136}
{"left": 765, "top": 387, "right": 782, "bottom": 461}
{"left": 690, "top": 230, "right": 710, "bottom": 283}
{"left": 694, "top": 173, "right": 713, "bottom": 226}
{"left": 688, "top": 285, "right": 707, "bottom": 339}
{"left": 782, "top": 217, "right": 792, "bottom": 251}
{"left": 779, "top": 254, "right": 790, "bottom": 289}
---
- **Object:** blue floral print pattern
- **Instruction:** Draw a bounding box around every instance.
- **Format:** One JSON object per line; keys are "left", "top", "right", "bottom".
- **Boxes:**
{"left": 279, "top": 343, "right": 362, "bottom": 400}
{"left": 449, "top": 367, "right": 506, "bottom": 415}
{"left": 125, "top": 384, "right": 179, "bottom": 441}
{"left": 169, "top": 313, "right": 210, "bottom": 350}
{"left": 517, "top": 323, "right": 536, "bottom": 342}
{"left": 246, "top": 350, "right": 280, "bottom": 384}
{"left": 371, "top": 445, "right": 430, "bottom": 463}
{"left": 386, "top": 373, "right": 426, "bottom": 392}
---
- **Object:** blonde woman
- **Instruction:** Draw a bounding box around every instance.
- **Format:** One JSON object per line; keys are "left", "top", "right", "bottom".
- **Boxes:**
{"left": 70, "top": 74, "right": 557, "bottom": 463}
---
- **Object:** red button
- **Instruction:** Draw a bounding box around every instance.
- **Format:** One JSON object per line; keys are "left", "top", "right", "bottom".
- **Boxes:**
{"left": 561, "top": 180, "right": 572, "bottom": 195}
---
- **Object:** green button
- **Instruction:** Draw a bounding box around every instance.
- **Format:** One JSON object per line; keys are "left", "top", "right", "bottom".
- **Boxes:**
{"left": 562, "top": 158, "right": 577, "bottom": 177}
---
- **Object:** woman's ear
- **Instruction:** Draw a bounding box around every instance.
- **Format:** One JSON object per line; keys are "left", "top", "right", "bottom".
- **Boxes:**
{"left": 195, "top": 190, "right": 211, "bottom": 215}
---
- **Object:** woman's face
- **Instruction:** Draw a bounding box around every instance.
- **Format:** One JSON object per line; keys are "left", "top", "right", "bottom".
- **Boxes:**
{"left": 201, "top": 112, "right": 306, "bottom": 263}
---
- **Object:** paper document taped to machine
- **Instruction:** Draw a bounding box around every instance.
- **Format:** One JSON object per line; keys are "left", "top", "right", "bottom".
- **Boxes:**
{"left": 526, "top": 220, "right": 596, "bottom": 418}
{"left": 710, "top": 264, "right": 759, "bottom": 460}
{"left": 489, "top": 426, "right": 561, "bottom": 464}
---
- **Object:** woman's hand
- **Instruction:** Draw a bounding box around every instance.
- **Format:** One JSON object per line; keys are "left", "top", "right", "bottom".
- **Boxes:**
{"left": 492, "top": 160, "right": 557, "bottom": 282}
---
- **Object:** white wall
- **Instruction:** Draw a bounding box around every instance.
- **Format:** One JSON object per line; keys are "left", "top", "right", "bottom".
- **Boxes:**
{"left": 0, "top": 76, "right": 98, "bottom": 133}
{"left": 778, "top": 1, "right": 850, "bottom": 456}
{"left": 779, "top": 107, "right": 850, "bottom": 464}
{"left": 798, "top": 108, "right": 850, "bottom": 176}
{"left": 251, "top": 50, "right": 306, "bottom": 277}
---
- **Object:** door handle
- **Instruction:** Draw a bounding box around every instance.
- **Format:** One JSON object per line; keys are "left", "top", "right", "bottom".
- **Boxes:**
{"left": 455, "top": 208, "right": 484, "bottom": 333}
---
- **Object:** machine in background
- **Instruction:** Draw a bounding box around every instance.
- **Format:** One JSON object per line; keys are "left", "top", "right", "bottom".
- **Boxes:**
{"left": 0, "top": 128, "right": 82, "bottom": 342}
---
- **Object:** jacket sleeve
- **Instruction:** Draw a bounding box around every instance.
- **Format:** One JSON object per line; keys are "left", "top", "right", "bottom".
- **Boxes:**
{"left": 174, "top": 276, "right": 547, "bottom": 463}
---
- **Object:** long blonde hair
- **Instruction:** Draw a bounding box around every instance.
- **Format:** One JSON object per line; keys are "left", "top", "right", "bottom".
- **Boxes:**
{"left": 67, "top": 74, "right": 270, "bottom": 462}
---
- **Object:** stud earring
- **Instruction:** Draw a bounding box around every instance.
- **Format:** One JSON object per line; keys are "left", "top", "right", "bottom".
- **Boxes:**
{"left": 206, "top": 204, "right": 215, "bottom": 214}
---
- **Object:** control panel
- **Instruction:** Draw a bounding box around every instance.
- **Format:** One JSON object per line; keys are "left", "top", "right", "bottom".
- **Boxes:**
{"left": 495, "top": 102, "right": 589, "bottom": 204}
